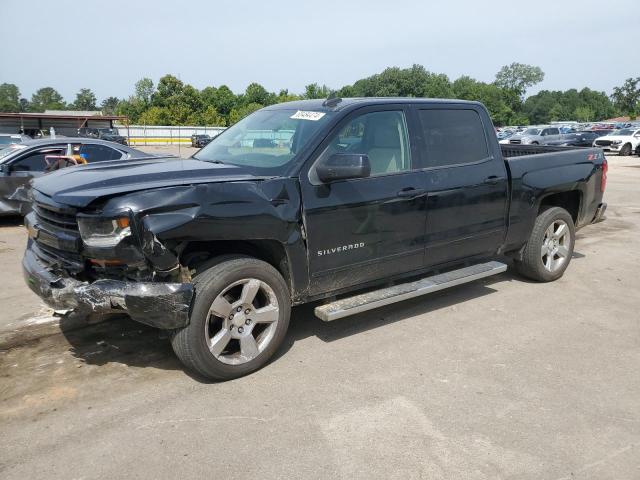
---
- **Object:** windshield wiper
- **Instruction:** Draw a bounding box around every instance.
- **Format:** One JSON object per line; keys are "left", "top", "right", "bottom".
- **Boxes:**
{"left": 192, "top": 155, "right": 225, "bottom": 164}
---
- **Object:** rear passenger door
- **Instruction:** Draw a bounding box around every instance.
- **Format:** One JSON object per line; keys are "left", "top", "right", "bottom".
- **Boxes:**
{"left": 413, "top": 105, "right": 508, "bottom": 267}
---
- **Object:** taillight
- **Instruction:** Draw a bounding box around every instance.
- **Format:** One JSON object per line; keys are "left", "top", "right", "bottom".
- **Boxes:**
{"left": 601, "top": 158, "right": 608, "bottom": 192}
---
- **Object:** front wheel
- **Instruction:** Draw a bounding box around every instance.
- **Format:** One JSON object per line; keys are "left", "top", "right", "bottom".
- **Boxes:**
{"left": 514, "top": 207, "right": 575, "bottom": 282}
{"left": 171, "top": 256, "right": 291, "bottom": 381}
{"left": 619, "top": 143, "right": 632, "bottom": 156}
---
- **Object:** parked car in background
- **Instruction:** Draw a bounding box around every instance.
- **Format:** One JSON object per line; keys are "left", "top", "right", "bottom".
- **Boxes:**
{"left": 78, "top": 127, "right": 128, "bottom": 145}
{"left": 502, "top": 126, "right": 563, "bottom": 145}
{"left": 191, "top": 134, "right": 212, "bottom": 147}
{"left": 496, "top": 129, "right": 515, "bottom": 140}
{"left": 593, "top": 128, "right": 640, "bottom": 156}
{"left": 545, "top": 131, "right": 604, "bottom": 147}
{"left": 0, "top": 134, "right": 31, "bottom": 146}
{"left": 0, "top": 138, "right": 148, "bottom": 216}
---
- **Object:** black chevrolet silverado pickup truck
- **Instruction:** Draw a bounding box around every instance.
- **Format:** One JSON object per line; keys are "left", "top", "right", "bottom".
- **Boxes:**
{"left": 22, "top": 98, "right": 608, "bottom": 380}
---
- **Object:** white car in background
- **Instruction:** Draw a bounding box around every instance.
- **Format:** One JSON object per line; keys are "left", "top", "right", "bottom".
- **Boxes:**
{"left": 593, "top": 128, "right": 640, "bottom": 156}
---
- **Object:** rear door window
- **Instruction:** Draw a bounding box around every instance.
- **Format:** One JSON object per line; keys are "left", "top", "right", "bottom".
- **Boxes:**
{"left": 79, "top": 144, "right": 124, "bottom": 162}
{"left": 417, "top": 109, "right": 489, "bottom": 167}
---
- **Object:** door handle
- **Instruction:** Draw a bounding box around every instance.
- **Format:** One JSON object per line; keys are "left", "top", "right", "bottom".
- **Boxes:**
{"left": 483, "top": 176, "right": 504, "bottom": 185}
{"left": 397, "top": 187, "right": 426, "bottom": 198}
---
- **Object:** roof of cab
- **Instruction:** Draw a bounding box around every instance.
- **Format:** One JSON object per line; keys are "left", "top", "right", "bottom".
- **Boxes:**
{"left": 265, "top": 97, "right": 482, "bottom": 112}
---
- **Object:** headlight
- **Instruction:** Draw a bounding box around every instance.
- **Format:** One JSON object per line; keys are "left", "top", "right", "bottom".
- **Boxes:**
{"left": 611, "top": 140, "right": 622, "bottom": 144}
{"left": 521, "top": 137, "right": 531, "bottom": 144}
{"left": 78, "top": 216, "right": 131, "bottom": 247}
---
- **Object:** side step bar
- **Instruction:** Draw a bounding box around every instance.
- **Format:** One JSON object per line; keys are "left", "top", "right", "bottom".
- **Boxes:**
{"left": 314, "top": 261, "right": 507, "bottom": 322}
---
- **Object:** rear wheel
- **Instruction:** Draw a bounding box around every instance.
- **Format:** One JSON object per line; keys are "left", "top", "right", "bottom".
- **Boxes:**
{"left": 620, "top": 143, "right": 632, "bottom": 156}
{"left": 171, "top": 256, "right": 291, "bottom": 381}
{"left": 514, "top": 207, "right": 575, "bottom": 282}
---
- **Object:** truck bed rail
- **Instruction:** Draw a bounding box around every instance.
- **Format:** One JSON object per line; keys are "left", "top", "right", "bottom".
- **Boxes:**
{"left": 501, "top": 144, "right": 587, "bottom": 158}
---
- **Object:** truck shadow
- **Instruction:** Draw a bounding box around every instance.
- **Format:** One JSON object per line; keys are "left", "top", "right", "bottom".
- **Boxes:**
{"left": 0, "top": 215, "right": 24, "bottom": 228}
{"left": 58, "top": 271, "right": 517, "bottom": 382}
{"left": 278, "top": 272, "right": 511, "bottom": 356}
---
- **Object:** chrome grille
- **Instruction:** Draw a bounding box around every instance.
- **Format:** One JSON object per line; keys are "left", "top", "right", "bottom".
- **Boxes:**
{"left": 33, "top": 201, "right": 78, "bottom": 231}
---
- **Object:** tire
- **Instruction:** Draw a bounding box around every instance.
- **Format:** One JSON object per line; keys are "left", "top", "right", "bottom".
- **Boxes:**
{"left": 514, "top": 206, "right": 575, "bottom": 282}
{"left": 530, "top": 141, "right": 539, "bottom": 145}
{"left": 171, "top": 256, "right": 291, "bottom": 381}
{"left": 619, "top": 143, "right": 632, "bottom": 156}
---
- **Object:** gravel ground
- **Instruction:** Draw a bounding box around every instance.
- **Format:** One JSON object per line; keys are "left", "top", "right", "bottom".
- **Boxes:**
{"left": 0, "top": 154, "right": 639, "bottom": 479}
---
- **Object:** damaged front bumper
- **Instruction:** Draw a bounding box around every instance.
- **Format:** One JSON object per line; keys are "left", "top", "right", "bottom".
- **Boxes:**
{"left": 22, "top": 244, "right": 194, "bottom": 329}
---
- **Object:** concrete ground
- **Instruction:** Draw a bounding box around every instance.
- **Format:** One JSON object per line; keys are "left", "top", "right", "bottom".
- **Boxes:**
{"left": 1, "top": 153, "right": 639, "bottom": 479}
{"left": 138, "top": 144, "right": 199, "bottom": 158}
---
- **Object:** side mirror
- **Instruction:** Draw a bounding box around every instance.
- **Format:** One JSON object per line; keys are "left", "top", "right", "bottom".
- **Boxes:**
{"left": 0, "top": 164, "right": 10, "bottom": 174}
{"left": 316, "top": 153, "right": 371, "bottom": 183}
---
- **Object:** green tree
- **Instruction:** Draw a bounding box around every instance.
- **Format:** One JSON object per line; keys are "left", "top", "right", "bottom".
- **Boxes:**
{"left": 29, "top": 87, "right": 65, "bottom": 111}
{"left": 153, "top": 74, "right": 184, "bottom": 107}
{"left": 494, "top": 63, "right": 545, "bottom": 99}
{"left": 611, "top": 77, "right": 640, "bottom": 118}
{"left": 101, "top": 96, "right": 120, "bottom": 115}
{"left": 71, "top": 88, "right": 97, "bottom": 110}
{"left": 211, "top": 85, "right": 237, "bottom": 116}
{"left": 304, "top": 83, "right": 331, "bottom": 99}
{"left": 200, "top": 86, "right": 218, "bottom": 107}
{"left": 200, "top": 105, "right": 226, "bottom": 126}
{"left": 0, "top": 83, "right": 21, "bottom": 112}
{"left": 134, "top": 77, "right": 154, "bottom": 105}
{"left": 275, "top": 89, "right": 302, "bottom": 103}
{"left": 229, "top": 102, "right": 262, "bottom": 124}
{"left": 244, "top": 82, "right": 269, "bottom": 105}
{"left": 574, "top": 105, "right": 595, "bottom": 122}
{"left": 452, "top": 76, "right": 515, "bottom": 126}
{"left": 347, "top": 65, "right": 453, "bottom": 98}
{"left": 138, "top": 106, "right": 172, "bottom": 125}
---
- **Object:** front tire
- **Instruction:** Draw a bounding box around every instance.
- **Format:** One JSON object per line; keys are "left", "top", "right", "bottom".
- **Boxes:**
{"left": 514, "top": 207, "right": 575, "bottom": 282}
{"left": 619, "top": 143, "right": 632, "bottom": 156}
{"left": 171, "top": 256, "right": 291, "bottom": 381}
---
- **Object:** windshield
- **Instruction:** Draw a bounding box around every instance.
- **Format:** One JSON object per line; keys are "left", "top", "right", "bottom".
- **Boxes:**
{"left": 611, "top": 129, "right": 634, "bottom": 136}
{"left": 193, "top": 109, "right": 333, "bottom": 173}
{"left": 522, "top": 128, "right": 542, "bottom": 136}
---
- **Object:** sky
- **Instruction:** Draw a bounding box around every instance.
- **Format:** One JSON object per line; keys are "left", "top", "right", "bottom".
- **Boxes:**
{"left": 1, "top": 0, "right": 637, "bottom": 103}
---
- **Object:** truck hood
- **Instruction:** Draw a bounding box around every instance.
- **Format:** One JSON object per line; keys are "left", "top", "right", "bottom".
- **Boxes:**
{"left": 32, "top": 157, "right": 268, "bottom": 207}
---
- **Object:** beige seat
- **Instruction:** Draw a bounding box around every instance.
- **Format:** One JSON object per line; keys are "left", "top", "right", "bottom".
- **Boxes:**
{"left": 367, "top": 122, "right": 403, "bottom": 175}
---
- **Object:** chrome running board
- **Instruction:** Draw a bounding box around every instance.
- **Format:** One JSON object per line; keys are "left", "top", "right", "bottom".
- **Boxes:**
{"left": 314, "top": 261, "right": 507, "bottom": 322}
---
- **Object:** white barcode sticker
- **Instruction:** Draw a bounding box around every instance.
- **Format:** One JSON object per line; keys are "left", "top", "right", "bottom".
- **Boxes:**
{"left": 290, "top": 110, "right": 326, "bottom": 121}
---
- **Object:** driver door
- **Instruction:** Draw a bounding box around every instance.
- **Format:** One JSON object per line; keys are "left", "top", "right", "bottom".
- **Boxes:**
{"left": 300, "top": 106, "right": 428, "bottom": 296}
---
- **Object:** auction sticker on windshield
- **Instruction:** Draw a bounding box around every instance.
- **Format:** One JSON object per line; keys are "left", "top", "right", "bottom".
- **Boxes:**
{"left": 290, "top": 111, "right": 326, "bottom": 121}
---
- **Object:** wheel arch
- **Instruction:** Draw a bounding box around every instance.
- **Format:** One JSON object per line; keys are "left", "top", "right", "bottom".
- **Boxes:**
{"left": 180, "top": 240, "right": 295, "bottom": 297}
{"left": 538, "top": 190, "right": 581, "bottom": 225}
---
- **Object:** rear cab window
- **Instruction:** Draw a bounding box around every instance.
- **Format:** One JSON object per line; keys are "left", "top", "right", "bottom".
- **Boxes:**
{"left": 416, "top": 108, "right": 490, "bottom": 168}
